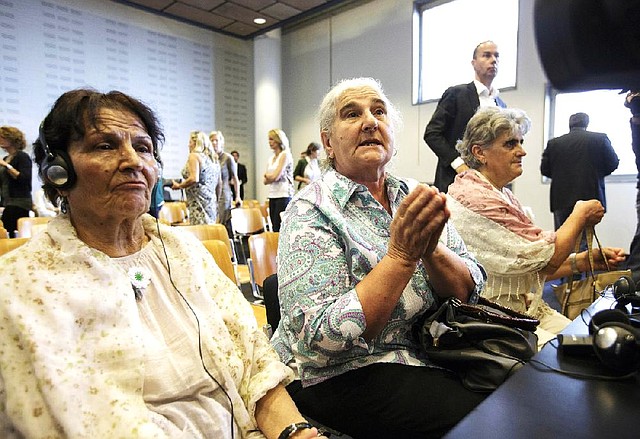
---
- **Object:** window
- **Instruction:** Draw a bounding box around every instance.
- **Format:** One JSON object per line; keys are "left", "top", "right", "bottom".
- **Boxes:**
{"left": 413, "top": 0, "right": 519, "bottom": 104}
{"left": 546, "top": 88, "right": 634, "bottom": 179}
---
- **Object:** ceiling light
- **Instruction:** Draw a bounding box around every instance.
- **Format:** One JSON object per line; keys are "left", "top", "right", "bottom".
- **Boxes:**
{"left": 254, "top": 18, "right": 266, "bottom": 25}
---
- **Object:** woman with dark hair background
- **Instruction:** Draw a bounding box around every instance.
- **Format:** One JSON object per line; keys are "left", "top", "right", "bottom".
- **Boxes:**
{"left": 293, "top": 142, "right": 322, "bottom": 190}
{"left": 0, "top": 126, "right": 32, "bottom": 237}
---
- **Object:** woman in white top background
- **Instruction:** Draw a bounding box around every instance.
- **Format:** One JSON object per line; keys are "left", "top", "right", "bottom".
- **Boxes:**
{"left": 263, "top": 128, "right": 294, "bottom": 232}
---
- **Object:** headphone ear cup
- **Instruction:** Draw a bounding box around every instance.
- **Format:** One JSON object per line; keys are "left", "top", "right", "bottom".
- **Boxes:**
{"left": 589, "top": 309, "right": 629, "bottom": 335}
{"left": 41, "top": 149, "right": 76, "bottom": 190}
{"left": 613, "top": 276, "right": 638, "bottom": 305}
{"left": 592, "top": 322, "right": 640, "bottom": 373}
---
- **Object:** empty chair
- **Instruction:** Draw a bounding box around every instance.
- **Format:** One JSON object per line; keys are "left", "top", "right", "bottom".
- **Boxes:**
{"left": 158, "top": 201, "right": 189, "bottom": 225}
{"left": 251, "top": 303, "right": 268, "bottom": 330}
{"left": 201, "top": 239, "right": 237, "bottom": 285}
{"left": 259, "top": 201, "right": 272, "bottom": 232}
{"left": 180, "top": 223, "right": 235, "bottom": 257}
{"left": 247, "top": 231, "right": 279, "bottom": 300}
{"left": 242, "top": 199, "right": 260, "bottom": 208}
{"left": 0, "top": 238, "right": 29, "bottom": 257}
{"left": 230, "top": 207, "right": 265, "bottom": 263}
{"left": 17, "top": 217, "right": 51, "bottom": 238}
{"left": 181, "top": 224, "right": 240, "bottom": 286}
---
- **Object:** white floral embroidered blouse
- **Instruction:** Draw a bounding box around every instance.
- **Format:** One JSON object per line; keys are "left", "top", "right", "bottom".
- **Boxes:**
{"left": 0, "top": 214, "right": 293, "bottom": 438}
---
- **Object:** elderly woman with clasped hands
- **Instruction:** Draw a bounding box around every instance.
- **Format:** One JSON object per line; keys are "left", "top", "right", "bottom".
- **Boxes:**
{"left": 271, "top": 77, "right": 488, "bottom": 439}
{"left": 0, "top": 88, "right": 325, "bottom": 439}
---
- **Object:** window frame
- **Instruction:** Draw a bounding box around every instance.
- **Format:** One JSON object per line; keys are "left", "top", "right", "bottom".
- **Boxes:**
{"left": 412, "top": 0, "right": 519, "bottom": 105}
{"left": 543, "top": 85, "right": 636, "bottom": 183}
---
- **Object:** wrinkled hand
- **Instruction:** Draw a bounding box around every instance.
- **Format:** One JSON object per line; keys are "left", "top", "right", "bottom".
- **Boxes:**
{"left": 591, "top": 247, "right": 626, "bottom": 271}
{"left": 388, "top": 184, "right": 449, "bottom": 264}
{"left": 573, "top": 200, "right": 604, "bottom": 227}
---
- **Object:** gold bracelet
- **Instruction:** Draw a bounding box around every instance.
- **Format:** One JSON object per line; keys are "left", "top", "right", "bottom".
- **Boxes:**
{"left": 569, "top": 252, "right": 580, "bottom": 275}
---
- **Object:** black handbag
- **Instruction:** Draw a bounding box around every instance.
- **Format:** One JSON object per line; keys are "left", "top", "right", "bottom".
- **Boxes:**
{"left": 418, "top": 296, "right": 540, "bottom": 392}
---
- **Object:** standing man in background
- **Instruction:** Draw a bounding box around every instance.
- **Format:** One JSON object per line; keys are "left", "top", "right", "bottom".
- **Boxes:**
{"left": 231, "top": 150, "right": 247, "bottom": 201}
{"left": 541, "top": 112, "right": 619, "bottom": 232}
{"left": 424, "top": 40, "right": 506, "bottom": 192}
{"left": 624, "top": 91, "right": 640, "bottom": 284}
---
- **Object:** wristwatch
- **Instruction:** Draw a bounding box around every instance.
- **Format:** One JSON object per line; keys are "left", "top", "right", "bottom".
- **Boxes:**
{"left": 278, "top": 422, "right": 314, "bottom": 439}
{"left": 569, "top": 252, "right": 580, "bottom": 275}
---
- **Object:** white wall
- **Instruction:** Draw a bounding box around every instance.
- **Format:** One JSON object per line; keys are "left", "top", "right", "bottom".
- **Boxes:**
{"left": 254, "top": 30, "right": 283, "bottom": 203}
{"left": 281, "top": 0, "right": 636, "bottom": 251}
{"left": 1, "top": 0, "right": 256, "bottom": 197}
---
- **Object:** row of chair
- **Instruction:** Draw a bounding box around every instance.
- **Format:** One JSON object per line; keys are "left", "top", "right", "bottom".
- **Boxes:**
{"left": 158, "top": 200, "right": 272, "bottom": 230}
{"left": 0, "top": 216, "right": 52, "bottom": 239}
{"left": 0, "top": 212, "right": 279, "bottom": 307}
{"left": 0, "top": 237, "right": 29, "bottom": 256}
{"left": 170, "top": 221, "right": 279, "bottom": 305}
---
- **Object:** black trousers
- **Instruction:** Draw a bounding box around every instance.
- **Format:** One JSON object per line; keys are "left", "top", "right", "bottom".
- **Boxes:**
{"left": 627, "top": 120, "right": 640, "bottom": 285}
{"left": 2, "top": 205, "right": 30, "bottom": 238}
{"left": 268, "top": 197, "right": 290, "bottom": 232}
{"left": 287, "top": 363, "right": 488, "bottom": 439}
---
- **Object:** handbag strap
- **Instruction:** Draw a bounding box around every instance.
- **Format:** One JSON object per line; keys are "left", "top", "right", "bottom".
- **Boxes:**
{"left": 451, "top": 297, "right": 540, "bottom": 332}
{"left": 591, "top": 227, "right": 611, "bottom": 272}
{"left": 562, "top": 225, "right": 607, "bottom": 314}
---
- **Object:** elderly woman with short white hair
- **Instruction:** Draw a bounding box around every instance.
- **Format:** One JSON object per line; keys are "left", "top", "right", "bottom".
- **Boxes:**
{"left": 272, "top": 78, "right": 487, "bottom": 439}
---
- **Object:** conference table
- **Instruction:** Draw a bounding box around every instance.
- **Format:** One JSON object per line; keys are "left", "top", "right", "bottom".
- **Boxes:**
{"left": 444, "top": 295, "right": 640, "bottom": 439}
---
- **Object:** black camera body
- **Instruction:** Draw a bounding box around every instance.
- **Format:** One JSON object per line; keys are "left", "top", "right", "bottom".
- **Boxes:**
{"left": 535, "top": 0, "right": 640, "bottom": 92}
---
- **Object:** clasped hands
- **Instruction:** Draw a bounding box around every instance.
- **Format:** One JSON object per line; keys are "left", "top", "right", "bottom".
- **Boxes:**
{"left": 388, "top": 184, "right": 448, "bottom": 265}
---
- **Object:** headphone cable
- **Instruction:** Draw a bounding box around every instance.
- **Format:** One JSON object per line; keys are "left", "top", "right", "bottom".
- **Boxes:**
{"left": 155, "top": 217, "right": 235, "bottom": 439}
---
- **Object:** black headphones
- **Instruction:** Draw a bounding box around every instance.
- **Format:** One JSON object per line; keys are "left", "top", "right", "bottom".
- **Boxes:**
{"left": 38, "top": 121, "right": 77, "bottom": 190}
{"left": 588, "top": 308, "right": 640, "bottom": 373}
{"left": 612, "top": 275, "right": 640, "bottom": 308}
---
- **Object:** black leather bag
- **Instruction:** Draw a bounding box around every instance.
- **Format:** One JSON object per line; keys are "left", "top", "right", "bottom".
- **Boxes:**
{"left": 418, "top": 296, "right": 540, "bottom": 392}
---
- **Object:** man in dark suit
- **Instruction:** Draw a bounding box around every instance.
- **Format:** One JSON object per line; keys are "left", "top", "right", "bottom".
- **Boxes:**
{"left": 541, "top": 112, "right": 619, "bottom": 231}
{"left": 623, "top": 91, "right": 640, "bottom": 283}
{"left": 230, "top": 150, "right": 247, "bottom": 200}
{"left": 424, "top": 41, "right": 506, "bottom": 192}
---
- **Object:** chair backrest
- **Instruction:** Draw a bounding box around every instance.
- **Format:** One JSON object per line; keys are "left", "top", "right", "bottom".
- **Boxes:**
{"left": 201, "top": 239, "right": 237, "bottom": 284}
{"left": 230, "top": 207, "right": 265, "bottom": 236}
{"left": 180, "top": 223, "right": 234, "bottom": 256}
{"left": 0, "top": 237, "right": 29, "bottom": 256}
{"left": 262, "top": 273, "right": 281, "bottom": 329}
{"left": 158, "top": 201, "right": 189, "bottom": 225}
{"left": 259, "top": 201, "right": 272, "bottom": 231}
{"left": 242, "top": 199, "right": 260, "bottom": 208}
{"left": 17, "top": 217, "right": 51, "bottom": 238}
{"left": 248, "top": 231, "right": 279, "bottom": 288}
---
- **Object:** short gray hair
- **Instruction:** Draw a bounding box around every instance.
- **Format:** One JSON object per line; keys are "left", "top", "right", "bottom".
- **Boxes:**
{"left": 456, "top": 107, "right": 531, "bottom": 169}
{"left": 318, "top": 77, "right": 402, "bottom": 137}
{"left": 317, "top": 77, "right": 402, "bottom": 168}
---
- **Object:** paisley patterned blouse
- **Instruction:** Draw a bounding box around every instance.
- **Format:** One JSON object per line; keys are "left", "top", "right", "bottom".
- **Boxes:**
{"left": 271, "top": 168, "right": 485, "bottom": 387}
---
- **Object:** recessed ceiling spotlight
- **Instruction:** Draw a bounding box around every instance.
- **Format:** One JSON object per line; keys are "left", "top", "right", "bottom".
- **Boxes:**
{"left": 254, "top": 18, "right": 266, "bottom": 25}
